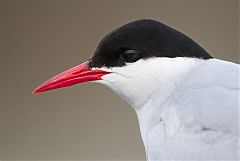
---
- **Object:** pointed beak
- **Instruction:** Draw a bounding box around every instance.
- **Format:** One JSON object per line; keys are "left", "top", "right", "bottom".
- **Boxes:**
{"left": 33, "top": 61, "right": 111, "bottom": 94}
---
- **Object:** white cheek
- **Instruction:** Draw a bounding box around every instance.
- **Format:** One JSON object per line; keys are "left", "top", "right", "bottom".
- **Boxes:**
{"left": 95, "top": 58, "right": 165, "bottom": 106}
{"left": 94, "top": 57, "right": 202, "bottom": 108}
{"left": 99, "top": 69, "right": 138, "bottom": 104}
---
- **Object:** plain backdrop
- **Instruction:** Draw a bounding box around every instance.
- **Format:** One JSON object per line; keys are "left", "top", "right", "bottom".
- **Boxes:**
{"left": 0, "top": 0, "right": 239, "bottom": 160}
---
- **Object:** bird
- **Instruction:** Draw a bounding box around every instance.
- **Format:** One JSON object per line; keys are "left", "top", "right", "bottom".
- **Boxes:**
{"left": 33, "top": 19, "right": 240, "bottom": 160}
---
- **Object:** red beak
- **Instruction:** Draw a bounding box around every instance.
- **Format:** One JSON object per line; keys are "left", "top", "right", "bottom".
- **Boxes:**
{"left": 33, "top": 61, "right": 111, "bottom": 94}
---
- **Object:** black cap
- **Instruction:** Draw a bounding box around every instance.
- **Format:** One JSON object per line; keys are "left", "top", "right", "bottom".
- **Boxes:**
{"left": 89, "top": 19, "right": 212, "bottom": 68}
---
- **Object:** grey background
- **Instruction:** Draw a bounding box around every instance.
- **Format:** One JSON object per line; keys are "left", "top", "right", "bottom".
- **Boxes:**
{"left": 0, "top": 0, "right": 239, "bottom": 160}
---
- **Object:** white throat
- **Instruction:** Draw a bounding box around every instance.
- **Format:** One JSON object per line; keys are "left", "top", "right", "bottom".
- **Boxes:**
{"left": 98, "top": 57, "right": 204, "bottom": 109}
{"left": 97, "top": 57, "right": 207, "bottom": 159}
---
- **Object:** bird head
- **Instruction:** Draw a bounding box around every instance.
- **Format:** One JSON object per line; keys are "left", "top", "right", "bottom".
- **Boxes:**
{"left": 33, "top": 19, "right": 212, "bottom": 108}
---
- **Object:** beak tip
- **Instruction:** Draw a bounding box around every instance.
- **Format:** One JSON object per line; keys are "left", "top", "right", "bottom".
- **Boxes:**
{"left": 32, "top": 89, "right": 39, "bottom": 94}
{"left": 32, "top": 86, "right": 44, "bottom": 94}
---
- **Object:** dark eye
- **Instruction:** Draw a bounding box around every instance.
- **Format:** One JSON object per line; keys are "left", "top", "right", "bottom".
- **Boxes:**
{"left": 120, "top": 50, "right": 139, "bottom": 62}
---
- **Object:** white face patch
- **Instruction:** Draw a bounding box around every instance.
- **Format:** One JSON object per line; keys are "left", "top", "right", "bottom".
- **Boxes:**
{"left": 94, "top": 57, "right": 203, "bottom": 109}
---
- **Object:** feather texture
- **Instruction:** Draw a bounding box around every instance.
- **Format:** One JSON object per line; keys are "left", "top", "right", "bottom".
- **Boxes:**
{"left": 100, "top": 58, "right": 239, "bottom": 160}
